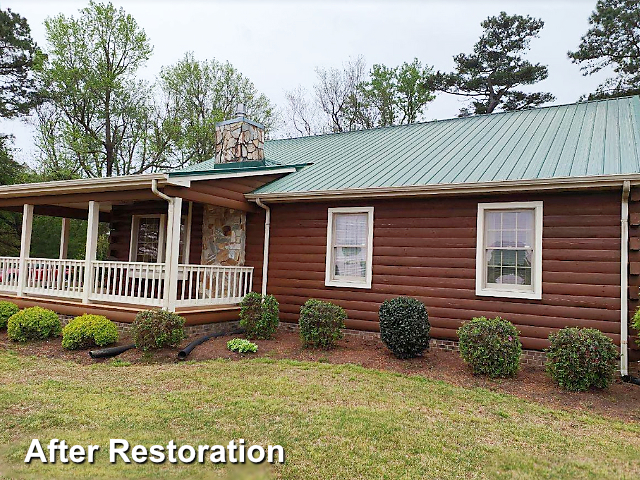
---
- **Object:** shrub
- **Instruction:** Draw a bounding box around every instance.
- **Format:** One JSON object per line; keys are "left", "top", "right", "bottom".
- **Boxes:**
{"left": 131, "top": 310, "right": 185, "bottom": 351}
{"left": 227, "top": 338, "right": 258, "bottom": 353}
{"left": 239, "top": 292, "right": 279, "bottom": 339}
{"left": 61, "top": 314, "right": 118, "bottom": 350}
{"left": 546, "top": 327, "right": 619, "bottom": 391}
{"left": 299, "top": 299, "right": 346, "bottom": 349}
{"left": 632, "top": 308, "right": 640, "bottom": 347}
{"left": 379, "top": 297, "right": 430, "bottom": 359}
{"left": 7, "top": 307, "right": 61, "bottom": 342}
{"left": 0, "top": 301, "right": 19, "bottom": 329}
{"left": 458, "top": 317, "right": 522, "bottom": 378}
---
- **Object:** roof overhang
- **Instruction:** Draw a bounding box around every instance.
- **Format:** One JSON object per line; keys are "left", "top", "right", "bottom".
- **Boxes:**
{"left": 246, "top": 173, "right": 640, "bottom": 203}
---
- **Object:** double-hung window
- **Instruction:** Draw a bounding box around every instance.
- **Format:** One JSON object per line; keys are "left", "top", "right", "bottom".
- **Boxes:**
{"left": 129, "top": 209, "right": 192, "bottom": 264}
{"left": 325, "top": 207, "right": 374, "bottom": 289}
{"left": 476, "top": 201, "right": 543, "bottom": 299}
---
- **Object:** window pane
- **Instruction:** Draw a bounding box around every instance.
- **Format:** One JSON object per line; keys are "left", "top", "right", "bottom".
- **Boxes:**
{"left": 334, "top": 246, "right": 366, "bottom": 278}
{"left": 335, "top": 213, "right": 367, "bottom": 246}
{"left": 136, "top": 217, "right": 160, "bottom": 263}
{"left": 332, "top": 212, "right": 369, "bottom": 280}
{"left": 500, "top": 267, "right": 517, "bottom": 284}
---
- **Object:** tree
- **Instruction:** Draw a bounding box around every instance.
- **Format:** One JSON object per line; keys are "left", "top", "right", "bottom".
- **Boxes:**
{"left": 425, "top": 12, "right": 554, "bottom": 116}
{"left": 284, "top": 85, "right": 324, "bottom": 137}
{"left": 157, "top": 52, "right": 278, "bottom": 166}
{"left": 0, "top": 7, "right": 43, "bottom": 118}
{"left": 568, "top": 0, "right": 640, "bottom": 99}
{"left": 38, "top": 1, "right": 155, "bottom": 177}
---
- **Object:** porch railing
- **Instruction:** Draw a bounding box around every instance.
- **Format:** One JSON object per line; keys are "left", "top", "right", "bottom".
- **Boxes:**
{"left": 176, "top": 264, "right": 254, "bottom": 307}
{"left": 23, "top": 258, "right": 85, "bottom": 299}
{"left": 89, "top": 261, "right": 166, "bottom": 307}
{"left": 0, "top": 257, "right": 254, "bottom": 308}
{"left": 0, "top": 256, "right": 20, "bottom": 293}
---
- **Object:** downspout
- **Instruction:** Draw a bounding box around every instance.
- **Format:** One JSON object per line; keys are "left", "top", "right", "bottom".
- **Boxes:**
{"left": 621, "top": 180, "right": 630, "bottom": 377}
{"left": 255, "top": 198, "right": 270, "bottom": 297}
{"left": 152, "top": 178, "right": 172, "bottom": 203}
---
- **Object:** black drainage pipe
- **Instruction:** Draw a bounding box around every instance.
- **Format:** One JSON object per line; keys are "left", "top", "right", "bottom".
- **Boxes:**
{"left": 178, "top": 329, "right": 243, "bottom": 361}
{"left": 622, "top": 375, "right": 640, "bottom": 386}
{"left": 89, "top": 344, "right": 136, "bottom": 359}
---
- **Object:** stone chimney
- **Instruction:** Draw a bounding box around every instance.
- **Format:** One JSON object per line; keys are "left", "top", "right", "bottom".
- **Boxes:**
{"left": 214, "top": 104, "right": 265, "bottom": 163}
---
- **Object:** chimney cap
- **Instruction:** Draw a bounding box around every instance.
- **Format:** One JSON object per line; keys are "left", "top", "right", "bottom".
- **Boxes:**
{"left": 235, "top": 103, "right": 246, "bottom": 117}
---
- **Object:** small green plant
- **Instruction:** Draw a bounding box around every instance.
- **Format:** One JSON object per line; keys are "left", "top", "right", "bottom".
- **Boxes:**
{"left": 239, "top": 292, "right": 280, "bottom": 339}
{"left": 299, "top": 299, "right": 346, "bottom": 349}
{"left": 7, "top": 307, "right": 61, "bottom": 342}
{"left": 62, "top": 314, "right": 118, "bottom": 350}
{"left": 546, "top": 327, "right": 619, "bottom": 391}
{"left": 458, "top": 317, "right": 522, "bottom": 378}
{"left": 632, "top": 307, "right": 640, "bottom": 347}
{"left": 110, "top": 359, "right": 131, "bottom": 367}
{"left": 0, "top": 301, "right": 19, "bottom": 329}
{"left": 227, "top": 338, "right": 258, "bottom": 353}
{"left": 379, "top": 296, "right": 430, "bottom": 359}
{"left": 131, "top": 310, "right": 185, "bottom": 351}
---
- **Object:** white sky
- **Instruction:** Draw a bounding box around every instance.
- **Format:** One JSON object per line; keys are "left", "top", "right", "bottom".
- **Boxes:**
{"left": 1, "top": 0, "right": 611, "bottom": 166}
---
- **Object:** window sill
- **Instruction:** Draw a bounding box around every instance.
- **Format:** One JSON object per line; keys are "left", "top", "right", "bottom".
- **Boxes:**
{"left": 476, "top": 288, "right": 541, "bottom": 300}
{"left": 325, "top": 279, "right": 371, "bottom": 289}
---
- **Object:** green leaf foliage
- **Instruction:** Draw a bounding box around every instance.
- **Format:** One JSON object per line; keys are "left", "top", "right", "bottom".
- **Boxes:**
{"left": 239, "top": 292, "right": 279, "bottom": 340}
{"left": 131, "top": 310, "right": 185, "bottom": 351}
{"left": 546, "top": 327, "right": 619, "bottom": 391}
{"left": 425, "top": 11, "right": 554, "bottom": 116}
{"left": 458, "top": 317, "right": 522, "bottom": 378}
{"left": 61, "top": 314, "right": 118, "bottom": 350}
{"left": 227, "top": 338, "right": 258, "bottom": 354}
{"left": 7, "top": 306, "right": 61, "bottom": 342}
{"left": 299, "top": 299, "right": 346, "bottom": 349}
{"left": 632, "top": 307, "right": 640, "bottom": 347}
{"left": 379, "top": 296, "right": 430, "bottom": 359}
{"left": 568, "top": 0, "right": 640, "bottom": 99}
{"left": 0, "top": 301, "right": 19, "bottom": 329}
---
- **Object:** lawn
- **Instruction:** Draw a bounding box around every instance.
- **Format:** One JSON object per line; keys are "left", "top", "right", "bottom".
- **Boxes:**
{"left": 0, "top": 352, "right": 639, "bottom": 480}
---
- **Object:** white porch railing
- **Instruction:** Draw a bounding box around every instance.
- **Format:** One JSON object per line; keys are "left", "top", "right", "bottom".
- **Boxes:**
{"left": 0, "top": 256, "right": 20, "bottom": 293}
{"left": 23, "top": 258, "right": 85, "bottom": 299}
{"left": 0, "top": 256, "right": 253, "bottom": 308}
{"left": 176, "top": 265, "right": 254, "bottom": 307}
{"left": 89, "top": 261, "right": 166, "bottom": 307}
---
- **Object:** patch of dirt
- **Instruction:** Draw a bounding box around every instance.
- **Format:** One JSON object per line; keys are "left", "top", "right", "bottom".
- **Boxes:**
{"left": 2, "top": 330, "right": 640, "bottom": 423}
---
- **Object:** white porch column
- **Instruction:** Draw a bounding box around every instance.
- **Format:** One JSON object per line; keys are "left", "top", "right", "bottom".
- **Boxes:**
{"left": 82, "top": 201, "right": 100, "bottom": 304}
{"left": 59, "top": 218, "right": 70, "bottom": 259}
{"left": 16, "top": 204, "right": 33, "bottom": 297}
{"left": 163, "top": 197, "right": 182, "bottom": 312}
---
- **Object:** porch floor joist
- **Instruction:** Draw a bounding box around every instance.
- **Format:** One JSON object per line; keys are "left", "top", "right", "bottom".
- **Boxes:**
{"left": 0, "top": 294, "right": 240, "bottom": 325}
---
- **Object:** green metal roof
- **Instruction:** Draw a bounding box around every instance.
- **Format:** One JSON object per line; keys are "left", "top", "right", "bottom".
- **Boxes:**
{"left": 252, "top": 95, "right": 640, "bottom": 195}
{"left": 169, "top": 159, "right": 292, "bottom": 177}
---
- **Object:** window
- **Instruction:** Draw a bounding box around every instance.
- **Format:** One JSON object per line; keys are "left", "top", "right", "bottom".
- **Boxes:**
{"left": 325, "top": 207, "right": 374, "bottom": 289}
{"left": 129, "top": 207, "right": 192, "bottom": 264}
{"left": 476, "top": 201, "right": 543, "bottom": 300}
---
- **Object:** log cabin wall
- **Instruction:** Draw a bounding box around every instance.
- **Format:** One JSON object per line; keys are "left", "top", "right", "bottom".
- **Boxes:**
{"left": 627, "top": 187, "right": 640, "bottom": 359}
{"left": 109, "top": 200, "right": 203, "bottom": 265}
{"left": 246, "top": 189, "right": 623, "bottom": 351}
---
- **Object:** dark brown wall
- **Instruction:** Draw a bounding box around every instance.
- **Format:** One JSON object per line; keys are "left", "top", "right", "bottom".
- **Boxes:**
{"left": 246, "top": 190, "right": 623, "bottom": 351}
{"left": 109, "top": 201, "right": 203, "bottom": 264}
{"left": 627, "top": 187, "right": 640, "bottom": 357}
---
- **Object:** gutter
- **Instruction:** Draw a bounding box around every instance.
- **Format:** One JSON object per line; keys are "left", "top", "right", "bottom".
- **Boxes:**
{"left": 254, "top": 198, "right": 271, "bottom": 297}
{"left": 621, "top": 180, "right": 631, "bottom": 377}
{"left": 245, "top": 173, "right": 640, "bottom": 203}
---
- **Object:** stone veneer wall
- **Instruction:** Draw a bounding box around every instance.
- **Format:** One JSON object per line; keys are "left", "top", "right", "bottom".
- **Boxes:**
{"left": 200, "top": 206, "right": 246, "bottom": 266}
{"left": 215, "top": 117, "right": 264, "bottom": 163}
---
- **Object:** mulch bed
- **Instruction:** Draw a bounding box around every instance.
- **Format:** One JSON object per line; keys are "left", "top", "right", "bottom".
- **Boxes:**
{"left": 2, "top": 330, "right": 640, "bottom": 423}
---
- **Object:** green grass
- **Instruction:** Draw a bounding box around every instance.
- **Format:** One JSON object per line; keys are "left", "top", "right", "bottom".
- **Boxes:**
{"left": 0, "top": 351, "right": 639, "bottom": 479}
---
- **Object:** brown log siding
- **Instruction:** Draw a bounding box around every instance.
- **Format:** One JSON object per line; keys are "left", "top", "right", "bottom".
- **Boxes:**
{"left": 246, "top": 190, "right": 623, "bottom": 351}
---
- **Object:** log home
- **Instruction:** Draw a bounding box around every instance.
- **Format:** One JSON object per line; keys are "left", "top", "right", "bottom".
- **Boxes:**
{"left": 1, "top": 97, "right": 639, "bottom": 374}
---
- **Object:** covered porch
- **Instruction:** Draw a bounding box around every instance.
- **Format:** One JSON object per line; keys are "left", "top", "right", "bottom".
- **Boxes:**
{"left": 0, "top": 172, "right": 280, "bottom": 321}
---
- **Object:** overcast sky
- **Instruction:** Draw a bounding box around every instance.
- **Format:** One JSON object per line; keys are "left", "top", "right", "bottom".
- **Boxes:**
{"left": 1, "top": 0, "right": 611, "bottom": 166}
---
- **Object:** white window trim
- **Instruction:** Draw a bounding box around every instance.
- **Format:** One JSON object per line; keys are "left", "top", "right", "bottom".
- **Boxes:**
{"left": 129, "top": 211, "right": 192, "bottom": 264}
{"left": 325, "top": 206, "right": 374, "bottom": 289}
{"left": 475, "top": 201, "right": 543, "bottom": 300}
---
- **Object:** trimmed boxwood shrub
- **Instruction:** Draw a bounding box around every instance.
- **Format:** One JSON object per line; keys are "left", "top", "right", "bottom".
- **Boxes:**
{"left": 299, "top": 299, "right": 346, "bottom": 349}
{"left": 379, "top": 296, "right": 430, "bottom": 359}
{"left": 239, "top": 292, "right": 279, "bottom": 339}
{"left": 7, "top": 307, "right": 61, "bottom": 342}
{"left": 546, "top": 327, "right": 619, "bottom": 391}
{"left": 0, "top": 301, "right": 19, "bottom": 329}
{"left": 62, "top": 314, "right": 119, "bottom": 350}
{"left": 458, "top": 317, "right": 522, "bottom": 378}
{"left": 131, "top": 310, "right": 185, "bottom": 351}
